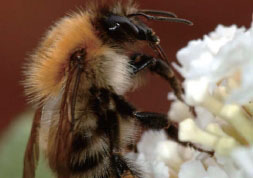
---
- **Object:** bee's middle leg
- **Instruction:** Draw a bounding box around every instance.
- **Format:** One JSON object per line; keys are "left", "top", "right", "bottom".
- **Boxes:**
{"left": 111, "top": 93, "right": 171, "bottom": 130}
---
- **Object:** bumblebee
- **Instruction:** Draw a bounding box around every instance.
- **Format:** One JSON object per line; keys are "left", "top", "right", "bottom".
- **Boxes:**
{"left": 23, "top": 1, "right": 194, "bottom": 178}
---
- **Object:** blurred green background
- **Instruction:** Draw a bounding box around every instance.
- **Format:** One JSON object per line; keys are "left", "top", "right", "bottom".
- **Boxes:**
{"left": 0, "top": 111, "right": 53, "bottom": 178}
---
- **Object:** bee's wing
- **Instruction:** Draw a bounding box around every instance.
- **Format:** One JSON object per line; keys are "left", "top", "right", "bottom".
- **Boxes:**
{"left": 23, "top": 65, "right": 81, "bottom": 177}
{"left": 23, "top": 108, "right": 42, "bottom": 178}
{"left": 47, "top": 66, "right": 78, "bottom": 175}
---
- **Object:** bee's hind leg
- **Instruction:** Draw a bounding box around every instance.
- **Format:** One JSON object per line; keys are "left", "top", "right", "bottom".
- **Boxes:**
{"left": 133, "top": 110, "right": 214, "bottom": 156}
{"left": 166, "top": 122, "right": 214, "bottom": 156}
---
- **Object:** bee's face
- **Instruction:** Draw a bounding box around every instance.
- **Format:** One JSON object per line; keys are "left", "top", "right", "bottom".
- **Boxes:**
{"left": 90, "top": 2, "right": 160, "bottom": 47}
{"left": 89, "top": 0, "right": 192, "bottom": 50}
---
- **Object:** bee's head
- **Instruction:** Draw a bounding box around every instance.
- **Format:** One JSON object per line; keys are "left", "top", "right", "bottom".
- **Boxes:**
{"left": 90, "top": 0, "right": 192, "bottom": 46}
{"left": 100, "top": 13, "right": 159, "bottom": 44}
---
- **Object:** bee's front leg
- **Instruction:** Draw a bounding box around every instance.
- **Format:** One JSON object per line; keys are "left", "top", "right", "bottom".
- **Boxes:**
{"left": 130, "top": 53, "right": 183, "bottom": 101}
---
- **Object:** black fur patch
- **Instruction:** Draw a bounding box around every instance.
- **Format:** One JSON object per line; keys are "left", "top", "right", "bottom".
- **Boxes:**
{"left": 69, "top": 151, "right": 105, "bottom": 173}
{"left": 99, "top": 88, "right": 110, "bottom": 104}
{"left": 111, "top": 93, "right": 135, "bottom": 117}
{"left": 106, "top": 109, "right": 120, "bottom": 150}
{"left": 71, "top": 132, "right": 91, "bottom": 152}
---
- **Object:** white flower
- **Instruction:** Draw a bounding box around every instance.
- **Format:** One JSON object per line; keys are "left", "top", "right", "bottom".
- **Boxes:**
{"left": 178, "top": 156, "right": 244, "bottom": 178}
{"left": 178, "top": 160, "right": 208, "bottom": 178}
{"left": 135, "top": 131, "right": 196, "bottom": 178}
{"left": 173, "top": 23, "right": 253, "bottom": 148}
{"left": 167, "top": 99, "right": 246, "bottom": 178}
{"left": 136, "top": 20, "right": 253, "bottom": 178}
{"left": 231, "top": 146, "right": 253, "bottom": 178}
{"left": 166, "top": 21, "right": 253, "bottom": 178}
{"left": 174, "top": 24, "right": 253, "bottom": 105}
{"left": 174, "top": 25, "right": 245, "bottom": 79}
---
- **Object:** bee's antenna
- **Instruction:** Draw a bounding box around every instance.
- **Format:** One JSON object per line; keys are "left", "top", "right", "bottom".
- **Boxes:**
{"left": 128, "top": 12, "right": 193, "bottom": 25}
{"left": 140, "top": 10, "right": 177, "bottom": 18}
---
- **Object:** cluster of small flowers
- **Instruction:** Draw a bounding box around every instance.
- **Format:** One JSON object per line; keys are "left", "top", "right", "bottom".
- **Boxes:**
{"left": 136, "top": 20, "right": 253, "bottom": 178}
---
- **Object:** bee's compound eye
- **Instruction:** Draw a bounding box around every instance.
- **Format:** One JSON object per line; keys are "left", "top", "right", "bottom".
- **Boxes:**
{"left": 103, "top": 15, "right": 122, "bottom": 32}
{"left": 108, "top": 22, "right": 120, "bottom": 31}
{"left": 101, "top": 14, "right": 140, "bottom": 41}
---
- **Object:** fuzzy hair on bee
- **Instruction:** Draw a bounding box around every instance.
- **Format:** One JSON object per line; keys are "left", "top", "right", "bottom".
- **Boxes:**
{"left": 22, "top": 0, "right": 200, "bottom": 178}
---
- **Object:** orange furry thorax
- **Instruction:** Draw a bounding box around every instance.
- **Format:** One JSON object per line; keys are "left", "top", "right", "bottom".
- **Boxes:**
{"left": 24, "top": 11, "right": 109, "bottom": 105}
